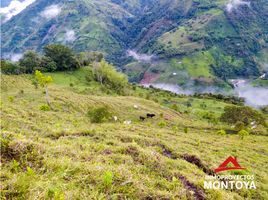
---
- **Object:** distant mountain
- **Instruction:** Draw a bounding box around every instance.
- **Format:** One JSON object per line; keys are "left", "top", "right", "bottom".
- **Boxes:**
{"left": 1, "top": 0, "right": 12, "bottom": 7}
{"left": 1, "top": 0, "right": 268, "bottom": 85}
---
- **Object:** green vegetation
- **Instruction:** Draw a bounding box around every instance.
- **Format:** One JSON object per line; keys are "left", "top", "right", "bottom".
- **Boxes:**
{"left": 1, "top": 64, "right": 267, "bottom": 199}
{"left": 220, "top": 106, "right": 266, "bottom": 126}
{"left": 2, "top": 0, "right": 267, "bottom": 84}
{"left": 43, "top": 44, "right": 80, "bottom": 71}
{"left": 34, "top": 70, "right": 53, "bottom": 106}
{"left": 92, "top": 60, "right": 128, "bottom": 93}
{"left": 87, "top": 106, "right": 112, "bottom": 123}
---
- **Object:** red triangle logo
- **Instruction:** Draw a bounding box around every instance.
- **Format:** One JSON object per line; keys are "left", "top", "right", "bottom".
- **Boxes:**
{"left": 214, "top": 156, "right": 246, "bottom": 173}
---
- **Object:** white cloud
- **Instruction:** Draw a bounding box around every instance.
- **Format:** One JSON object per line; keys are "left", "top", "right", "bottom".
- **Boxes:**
{"left": 0, "top": 0, "right": 36, "bottom": 22}
{"left": 127, "top": 50, "right": 154, "bottom": 62}
{"left": 40, "top": 4, "right": 61, "bottom": 20}
{"left": 226, "top": 0, "right": 250, "bottom": 12}
{"left": 235, "top": 82, "right": 268, "bottom": 107}
{"left": 65, "top": 29, "right": 76, "bottom": 42}
{"left": 11, "top": 53, "right": 23, "bottom": 62}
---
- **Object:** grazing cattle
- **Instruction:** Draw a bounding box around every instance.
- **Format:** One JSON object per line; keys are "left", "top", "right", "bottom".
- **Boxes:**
{"left": 139, "top": 116, "right": 145, "bottom": 121}
{"left": 124, "top": 120, "right": 132, "bottom": 125}
{"left": 147, "top": 113, "right": 156, "bottom": 118}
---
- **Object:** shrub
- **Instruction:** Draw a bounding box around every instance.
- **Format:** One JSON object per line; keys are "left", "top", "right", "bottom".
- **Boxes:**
{"left": 158, "top": 121, "right": 167, "bottom": 128}
{"left": 40, "top": 104, "right": 50, "bottom": 111}
{"left": 172, "top": 126, "right": 179, "bottom": 133}
{"left": 87, "top": 106, "right": 112, "bottom": 123}
{"left": 102, "top": 171, "right": 113, "bottom": 188}
{"left": 92, "top": 60, "right": 128, "bottom": 94}
{"left": 8, "top": 96, "right": 14, "bottom": 102}
{"left": 171, "top": 104, "right": 178, "bottom": 111}
{"left": 216, "top": 129, "right": 226, "bottom": 135}
{"left": 238, "top": 129, "right": 249, "bottom": 139}
{"left": 234, "top": 121, "right": 245, "bottom": 131}
{"left": 184, "top": 127, "right": 188, "bottom": 134}
{"left": 202, "top": 112, "right": 218, "bottom": 124}
{"left": 220, "top": 106, "right": 265, "bottom": 126}
{"left": 0, "top": 60, "right": 21, "bottom": 74}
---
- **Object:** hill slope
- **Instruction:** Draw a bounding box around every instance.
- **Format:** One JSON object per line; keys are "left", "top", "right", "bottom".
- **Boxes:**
{"left": 1, "top": 68, "right": 268, "bottom": 199}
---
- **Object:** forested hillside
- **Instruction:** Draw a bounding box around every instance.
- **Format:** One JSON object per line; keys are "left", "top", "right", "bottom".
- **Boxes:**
{"left": 1, "top": 0, "right": 268, "bottom": 84}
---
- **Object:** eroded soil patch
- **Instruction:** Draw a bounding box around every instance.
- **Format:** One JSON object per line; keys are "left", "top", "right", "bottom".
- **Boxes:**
{"left": 181, "top": 154, "right": 214, "bottom": 175}
{"left": 178, "top": 175, "right": 205, "bottom": 200}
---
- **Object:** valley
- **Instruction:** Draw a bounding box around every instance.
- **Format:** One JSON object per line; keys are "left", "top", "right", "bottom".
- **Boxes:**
{"left": 1, "top": 0, "right": 268, "bottom": 86}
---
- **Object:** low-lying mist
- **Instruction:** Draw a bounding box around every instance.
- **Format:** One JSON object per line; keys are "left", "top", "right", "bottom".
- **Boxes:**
{"left": 234, "top": 82, "right": 268, "bottom": 107}
{"left": 143, "top": 80, "right": 268, "bottom": 108}
{"left": 126, "top": 50, "right": 154, "bottom": 62}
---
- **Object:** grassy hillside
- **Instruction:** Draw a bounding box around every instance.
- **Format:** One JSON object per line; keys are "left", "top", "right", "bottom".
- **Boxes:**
{"left": 1, "top": 67, "right": 268, "bottom": 199}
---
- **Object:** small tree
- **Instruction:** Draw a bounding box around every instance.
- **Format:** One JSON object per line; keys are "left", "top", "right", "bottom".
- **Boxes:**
{"left": 92, "top": 59, "right": 128, "bottom": 93}
{"left": 34, "top": 70, "right": 53, "bottom": 106}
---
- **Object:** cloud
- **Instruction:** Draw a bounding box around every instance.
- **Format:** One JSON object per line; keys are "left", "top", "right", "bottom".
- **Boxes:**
{"left": 127, "top": 50, "right": 154, "bottom": 62}
{"left": 0, "top": 0, "right": 36, "bottom": 22}
{"left": 234, "top": 82, "right": 268, "bottom": 107}
{"left": 226, "top": 0, "right": 250, "bottom": 12}
{"left": 40, "top": 4, "right": 61, "bottom": 20}
{"left": 143, "top": 80, "right": 268, "bottom": 108}
{"left": 65, "top": 29, "right": 76, "bottom": 42}
{"left": 10, "top": 53, "right": 23, "bottom": 62}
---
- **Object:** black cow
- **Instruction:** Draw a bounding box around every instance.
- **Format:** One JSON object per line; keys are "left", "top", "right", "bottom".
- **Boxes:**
{"left": 147, "top": 113, "right": 156, "bottom": 118}
{"left": 140, "top": 116, "right": 146, "bottom": 121}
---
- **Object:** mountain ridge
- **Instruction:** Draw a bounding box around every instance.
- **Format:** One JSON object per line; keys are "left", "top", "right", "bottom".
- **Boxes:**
{"left": 1, "top": 0, "right": 268, "bottom": 84}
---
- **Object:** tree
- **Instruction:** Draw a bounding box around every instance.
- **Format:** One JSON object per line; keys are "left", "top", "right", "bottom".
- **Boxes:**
{"left": 92, "top": 60, "right": 128, "bottom": 93}
{"left": 43, "top": 44, "right": 80, "bottom": 71}
{"left": 34, "top": 70, "right": 53, "bottom": 106}
{"left": 0, "top": 60, "right": 20, "bottom": 74}
{"left": 19, "top": 51, "right": 41, "bottom": 73}
{"left": 39, "top": 56, "right": 57, "bottom": 72}
{"left": 220, "top": 105, "right": 265, "bottom": 126}
{"left": 77, "top": 51, "right": 104, "bottom": 66}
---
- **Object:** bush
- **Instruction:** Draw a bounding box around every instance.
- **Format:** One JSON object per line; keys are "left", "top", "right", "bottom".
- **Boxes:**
{"left": 102, "top": 171, "right": 113, "bottom": 188}
{"left": 8, "top": 96, "right": 14, "bottom": 102}
{"left": 0, "top": 60, "right": 21, "bottom": 74}
{"left": 216, "top": 129, "right": 226, "bottom": 135}
{"left": 238, "top": 129, "right": 249, "bottom": 139}
{"left": 184, "top": 127, "right": 188, "bottom": 134}
{"left": 220, "top": 106, "right": 265, "bottom": 126}
{"left": 87, "top": 106, "right": 112, "bottom": 123}
{"left": 171, "top": 104, "right": 178, "bottom": 111}
{"left": 92, "top": 60, "right": 128, "bottom": 94}
{"left": 234, "top": 121, "right": 245, "bottom": 131}
{"left": 40, "top": 104, "right": 50, "bottom": 111}
{"left": 158, "top": 121, "right": 167, "bottom": 128}
{"left": 202, "top": 112, "right": 218, "bottom": 124}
